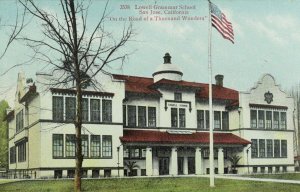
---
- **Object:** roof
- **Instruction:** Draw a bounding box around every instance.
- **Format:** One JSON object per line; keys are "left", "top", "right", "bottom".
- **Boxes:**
{"left": 113, "top": 74, "right": 161, "bottom": 96}
{"left": 113, "top": 74, "right": 238, "bottom": 101}
{"left": 120, "top": 130, "right": 251, "bottom": 145}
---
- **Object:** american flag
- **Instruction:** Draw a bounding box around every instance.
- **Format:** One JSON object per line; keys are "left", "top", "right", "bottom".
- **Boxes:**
{"left": 210, "top": 2, "right": 234, "bottom": 44}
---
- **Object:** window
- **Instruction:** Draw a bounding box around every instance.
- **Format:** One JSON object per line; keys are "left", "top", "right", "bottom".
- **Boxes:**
{"left": 266, "top": 111, "right": 272, "bottom": 129}
{"left": 282, "top": 166, "right": 287, "bottom": 172}
{"left": 92, "top": 170, "right": 99, "bottom": 178}
{"left": 138, "top": 106, "right": 146, "bottom": 127}
{"left": 102, "top": 100, "right": 112, "bottom": 122}
{"left": 16, "top": 110, "right": 24, "bottom": 132}
{"left": 123, "top": 148, "right": 129, "bottom": 158}
{"left": 102, "top": 135, "right": 112, "bottom": 158}
{"left": 197, "top": 110, "right": 205, "bottom": 129}
{"left": 90, "top": 99, "right": 100, "bottom": 122}
{"left": 128, "top": 105, "right": 136, "bottom": 127}
{"left": 268, "top": 167, "right": 272, "bottom": 173}
{"left": 141, "top": 169, "right": 146, "bottom": 176}
{"left": 82, "top": 98, "right": 89, "bottom": 122}
{"left": 205, "top": 110, "right": 210, "bottom": 129}
{"left": 222, "top": 111, "right": 229, "bottom": 130}
{"left": 266, "top": 139, "right": 273, "bottom": 158}
{"left": 174, "top": 92, "right": 182, "bottom": 101}
{"left": 253, "top": 167, "right": 257, "bottom": 173}
{"left": 274, "top": 140, "right": 280, "bottom": 157}
{"left": 17, "top": 142, "right": 26, "bottom": 162}
{"left": 214, "top": 111, "right": 221, "bottom": 129}
{"left": 82, "top": 135, "right": 89, "bottom": 157}
{"left": 65, "top": 97, "right": 76, "bottom": 121}
{"left": 54, "top": 170, "right": 62, "bottom": 179}
{"left": 141, "top": 148, "right": 146, "bottom": 158}
{"left": 258, "top": 110, "right": 265, "bottom": 128}
{"left": 148, "top": 107, "right": 156, "bottom": 127}
{"left": 250, "top": 110, "right": 257, "bottom": 128}
{"left": 53, "top": 96, "right": 63, "bottom": 121}
{"left": 251, "top": 139, "right": 258, "bottom": 158}
{"left": 67, "top": 170, "right": 75, "bottom": 178}
{"left": 261, "top": 167, "right": 265, "bottom": 173}
{"left": 259, "top": 139, "right": 265, "bottom": 157}
{"left": 53, "top": 134, "right": 63, "bottom": 158}
{"left": 171, "top": 108, "right": 178, "bottom": 127}
{"left": 90, "top": 135, "right": 101, "bottom": 157}
{"left": 280, "top": 112, "right": 286, "bottom": 129}
{"left": 179, "top": 108, "right": 186, "bottom": 128}
{"left": 10, "top": 146, "right": 16, "bottom": 164}
{"left": 130, "top": 148, "right": 140, "bottom": 158}
{"left": 123, "top": 105, "right": 126, "bottom": 126}
{"left": 273, "top": 112, "right": 279, "bottom": 129}
{"left": 66, "top": 134, "right": 76, "bottom": 157}
{"left": 281, "top": 140, "right": 287, "bottom": 157}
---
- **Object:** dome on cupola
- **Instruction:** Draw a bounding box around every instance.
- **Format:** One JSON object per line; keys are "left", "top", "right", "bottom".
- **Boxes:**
{"left": 152, "top": 53, "right": 183, "bottom": 83}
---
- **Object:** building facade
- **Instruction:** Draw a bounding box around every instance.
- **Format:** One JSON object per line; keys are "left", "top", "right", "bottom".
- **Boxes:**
{"left": 7, "top": 53, "right": 295, "bottom": 178}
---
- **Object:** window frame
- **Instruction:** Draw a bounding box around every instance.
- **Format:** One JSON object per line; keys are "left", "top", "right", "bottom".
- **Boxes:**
{"left": 52, "top": 96, "right": 64, "bottom": 121}
{"left": 102, "top": 99, "right": 112, "bottom": 123}
{"left": 148, "top": 107, "right": 156, "bottom": 127}
{"left": 65, "top": 97, "right": 76, "bottom": 121}
{"left": 90, "top": 99, "right": 101, "bottom": 122}
{"left": 138, "top": 106, "right": 147, "bottom": 127}
{"left": 53, "top": 134, "right": 64, "bottom": 158}
{"left": 102, "top": 135, "right": 112, "bottom": 158}
{"left": 90, "top": 135, "right": 101, "bottom": 158}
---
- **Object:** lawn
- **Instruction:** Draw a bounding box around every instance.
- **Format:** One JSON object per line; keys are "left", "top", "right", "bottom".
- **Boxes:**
{"left": 247, "top": 173, "right": 300, "bottom": 180}
{"left": 1, "top": 177, "right": 300, "bottom": 192}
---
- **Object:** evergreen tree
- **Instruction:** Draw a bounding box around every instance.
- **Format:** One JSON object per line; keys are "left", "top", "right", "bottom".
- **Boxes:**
{"left": 0, "top": 100, "right": 9, "bottom": 169}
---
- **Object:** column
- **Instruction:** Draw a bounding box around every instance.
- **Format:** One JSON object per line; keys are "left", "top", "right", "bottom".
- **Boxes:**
{"left": 146, "top": 147, "right": 153, "bottom": 176}
{"left": 183, "top": 156, "right": 188, "bottom": 175}
{"left": 218, "top": 148, "right": 224, "bottom": 174}
{"left": 170, "top": 147, "right": 178, "bottom": 176}
{"left": 195, "top": 147, "right": 203, "bottom": 175}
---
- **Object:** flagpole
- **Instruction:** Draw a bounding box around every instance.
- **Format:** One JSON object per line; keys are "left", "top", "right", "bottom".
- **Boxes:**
{"left": 208, "top": 0, "right": 215, "bottom": 187}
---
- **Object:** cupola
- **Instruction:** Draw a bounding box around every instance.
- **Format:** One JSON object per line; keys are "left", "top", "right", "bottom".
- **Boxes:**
{"left": 152, "top": 53, "right": 183, "bottom": 82}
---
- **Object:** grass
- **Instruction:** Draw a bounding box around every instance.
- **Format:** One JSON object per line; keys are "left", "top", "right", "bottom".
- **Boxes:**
{"left": 1, "top": 177, "right": 300, "bottom": 192}
{"left": 247, "top": 173, "right": 300, "bottom": 180}
{"left": 0, "top": 179, "right": 19, "bottom": 184}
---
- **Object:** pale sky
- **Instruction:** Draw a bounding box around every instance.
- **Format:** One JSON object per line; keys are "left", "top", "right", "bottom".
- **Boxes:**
{"left": 0, "top": 0, "right": 300, "bottom": 107}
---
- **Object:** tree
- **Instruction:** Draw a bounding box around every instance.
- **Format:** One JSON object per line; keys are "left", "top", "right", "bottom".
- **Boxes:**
{"left": 124, "top": 161, "right": 139, "bottom": 176}
{"left": 228, "top": 154, "right": 241, "bottom": 174}
{"left": 0, "top": 100, "right": 9, "bottom": 169}
{"left": 289, "top": 84, "right": 300, "bottom": 156}
{"left": 12, "top": 1, "right": 133, "bottom": 191}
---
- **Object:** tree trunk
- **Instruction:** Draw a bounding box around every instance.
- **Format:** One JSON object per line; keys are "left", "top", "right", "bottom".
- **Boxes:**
{"left": 75, "top": 83, "right": 83, "bottom": 192}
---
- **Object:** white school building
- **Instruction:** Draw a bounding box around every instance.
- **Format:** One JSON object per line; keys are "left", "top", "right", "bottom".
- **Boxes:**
{"left": 7, "top": 53, "right": 295, "bottom": 178}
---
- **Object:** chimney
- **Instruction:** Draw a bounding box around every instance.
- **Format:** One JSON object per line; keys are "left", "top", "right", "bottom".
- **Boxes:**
{"left": 163, "top": 53, "right": 171, "bottom": 64}
{"left": 215, "top": 74, "right": 224, "bottom": 86}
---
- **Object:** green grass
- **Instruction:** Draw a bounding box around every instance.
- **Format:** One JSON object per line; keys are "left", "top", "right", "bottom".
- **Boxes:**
{"left": 1, "top": 177, "right": 300, "bottom": 192}
{"left": 0, "top": 179, "right": 19, "bottom": 184}
{"left": 248, "top": 173, "right": 300, "bottom": 180}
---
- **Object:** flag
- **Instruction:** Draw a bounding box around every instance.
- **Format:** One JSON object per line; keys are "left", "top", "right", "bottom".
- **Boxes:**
{"left": 210, "top": 2, "right": 234, "bottom": 44}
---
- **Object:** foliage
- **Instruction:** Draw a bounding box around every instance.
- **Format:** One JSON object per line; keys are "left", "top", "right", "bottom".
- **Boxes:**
{"left": 228, "top": 154, "right": 242, "bottom": 171}
{"left": 0, "top": 100, "right": 9, "bottom": 169}
{"left": 124, "top": 161, "right": 139, "bottom": 176}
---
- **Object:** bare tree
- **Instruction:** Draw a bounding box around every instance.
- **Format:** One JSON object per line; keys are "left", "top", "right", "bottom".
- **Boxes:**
{"left": 13, "top": 0, "right": 134, "bottom": 191}
{"left": 290, "top": 84, "right": 300, "bottom": 156}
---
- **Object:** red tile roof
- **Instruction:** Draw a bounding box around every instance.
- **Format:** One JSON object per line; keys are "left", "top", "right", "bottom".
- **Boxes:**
{"left": 113, "top": 74, "right": 238, "bottom": 101}
{"left": 113, "top": 74, "right": 161, "bottom": 96}
{"left": 120, "top": 130, "right": 250, "bottom": 145}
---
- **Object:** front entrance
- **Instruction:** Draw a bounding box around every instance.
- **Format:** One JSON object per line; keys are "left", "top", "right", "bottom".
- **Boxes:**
{"left": 188, "top": 157, "right": 195, "bottom": 174}
{"left": 159, "top": 157, "right": 169, "bottom": 175}
{"left": 178, "top": 157, "right": 184, "bottom": 175}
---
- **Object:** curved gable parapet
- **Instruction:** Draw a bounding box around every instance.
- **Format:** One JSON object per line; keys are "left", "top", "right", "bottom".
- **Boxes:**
{"left": 243, "top": 73, "right": 293, "bottom": 107}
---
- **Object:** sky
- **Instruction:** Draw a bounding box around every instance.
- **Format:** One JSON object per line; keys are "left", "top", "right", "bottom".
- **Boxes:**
{"left": 0, "top": 0, "right": 300, "bottom": 107}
